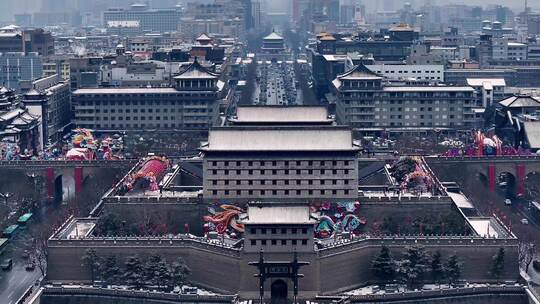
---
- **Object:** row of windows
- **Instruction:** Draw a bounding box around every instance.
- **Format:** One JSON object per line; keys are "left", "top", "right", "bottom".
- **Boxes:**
{"left": 250, "top": 228, "right": 308, "bottom": 234}
{"left": 250, "top": 239, "right": 308, "bottom": 246}
{"left": 82, "top": 108, "right": 209, "bottom": 114}
{"left": 79, "top": 123, "right": 208, "bottom": 129}
{"left": 209, "top": 160, "right": 352, "bottom": 167}
{"left": 374, "top": 114, "right": 459, "bottom": 120}
{"left": 77, "top": 97, "right": 213, "bottom": 104}
{"left": 88, "top": 116, "right": 207, "bottom": 121}
{"left": 368, "top": 122, "right": 464, "bottom": 127}
{"left": 208, "top": 189, "right": 354, "bottom": 196}
{"left": 211, "top": 179, "right": 352, "bottom": 186}
{"left": 375, "top": 70, "right": 441, "bottom": 74}
{"left": 209, "top": 169, "right": 352, "bottom": 176}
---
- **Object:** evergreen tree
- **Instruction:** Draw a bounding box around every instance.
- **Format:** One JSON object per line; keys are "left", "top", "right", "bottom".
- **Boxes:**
{"left": 491, "top": 248, "right": 505, "bottom": 281}
{"left": 82, "top": 248, "right": 102, "bottom": 282}
{"left": 144, "top": 254, "right": 171, "bottom": 289}
{"left": 396, "top": 246, "right": 429, "bottom": 289}
{"left": 430, "top": 251, "right": 444, "bottom": 285}
{"left": 372, "top": 246, "right": 396, "bottom": 284}
{"left": 169, "top": 257, "right": 192, "bottom": 289}
{"left": 155, "top": 256, "right": 172, "bottom": 289}
{"left": 124, "top": 256, "right": 145, "bottom": 288}
{"left": 444, "top": 254, "right": 462, "bottom": 285}
{"left": 101, "top": 255, "right": 121, "bottom": 285}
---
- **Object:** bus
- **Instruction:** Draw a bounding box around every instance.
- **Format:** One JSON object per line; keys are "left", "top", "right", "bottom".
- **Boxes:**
{"left": 17, "top": 213, "right": 33, "bottom": 226}
{"left": 2, "top": 225, "right": 19, "bottom": 238}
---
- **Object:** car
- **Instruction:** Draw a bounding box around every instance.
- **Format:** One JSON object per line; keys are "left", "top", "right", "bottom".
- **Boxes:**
{"left": 1, "top": 258, "right": 12, "bottom": 271}
{"left": 521, "top": 218, "right": 529, "bottom": 225}
{"left": 504, "top": 199, "right": 512, "bottom": 206}
{"left": 25, "top": 262, "right": 35, "bottom": 271}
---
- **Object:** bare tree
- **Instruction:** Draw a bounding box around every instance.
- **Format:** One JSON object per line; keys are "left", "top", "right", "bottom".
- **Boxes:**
{"left": 519, "top": 242, "right": 535, "bottom": 273}
{"left": 29, "top": 226, "right": 52, "bottom": 277}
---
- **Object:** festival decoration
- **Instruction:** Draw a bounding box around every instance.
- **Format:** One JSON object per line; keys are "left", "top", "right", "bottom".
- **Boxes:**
{"left": 312, "top": 201, "right": 365, "bottom": 238}
{"left": 121, "top": 156, "right": 169, "bottom": 193}
{"left": 203, "top": 204, "right": 245, "bottom": 234}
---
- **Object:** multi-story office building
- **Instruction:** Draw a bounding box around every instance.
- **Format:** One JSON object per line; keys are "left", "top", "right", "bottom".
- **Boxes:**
{"left": 0, "top": 27, "right": 54, "bottom": 56}
{"left": 103, "top": 4, "right": 181, "bottom": 33}
{"left": 466, "top": 78, "right": 506, "bottom": 108}
{"left": 0, "top": 28, "right": 24, "bottom": 54}
{"left": 332, "top": 64, "right": 477, "bottom": 130}
{"left": 179, "top": 18, "right": 245, "bottom": 40}
{"left": 23, "top": 75, "right": 71, "bottom": 148}
{"left": 43, "top": 57, "right": 70, "bottom": 81}
{"left": 22, "top": 28, "right": 55, "bottom": 57}
{"left": 365, "top": 64, "right": 444, "bottom": 82}
{"left": 0, "top": 52, "right": 43, "bottom": 92}
{"left": 73, "top": 59, "right": 223, "bottom": 131}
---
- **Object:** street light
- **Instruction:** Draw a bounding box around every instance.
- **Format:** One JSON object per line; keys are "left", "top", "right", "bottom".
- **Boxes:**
{"left": 0, "top": 192, "right": 12, "bottom": 206}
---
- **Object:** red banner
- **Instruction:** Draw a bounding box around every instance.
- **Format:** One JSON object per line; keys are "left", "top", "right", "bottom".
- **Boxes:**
{"left": 46, "top": 167, "right": 54, "bottom": 199}
{"left": 488, "top": 164, "right": 496, "bottom": 192}
{"left": 74, "top": 167, "right": 83, "bottom": 194}
{"left": 516, "top": 164, "right": 526, "bottom": 197}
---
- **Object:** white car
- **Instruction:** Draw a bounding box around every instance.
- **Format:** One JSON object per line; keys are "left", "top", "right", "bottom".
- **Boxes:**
{"left": 504, "top": 199, "right": 512, "bottom": 206}
{"left": 521, "top": 218, "right": 529, "bottom": 225}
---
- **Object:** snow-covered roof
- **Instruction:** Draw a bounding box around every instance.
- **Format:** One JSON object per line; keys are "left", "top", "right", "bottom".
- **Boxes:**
{"left": 202, "top": 126, "right": 358, "bottom": 152}
{"left": 264, "top": 32, "right": 283, "bottom": 40}
{"left": 196, "top": 33, "right": 212, "bottom": 41}
{"left": 499, "top": 95, "right": 540, "bottom": 108}
{"left": 174, "top": 58, "right": 219, "bottom": 80}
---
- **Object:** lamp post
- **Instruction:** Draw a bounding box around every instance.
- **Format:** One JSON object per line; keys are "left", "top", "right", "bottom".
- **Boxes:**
{"left": 0, "top": 192, "right": 11, "bottom": 206}
{"left": 0, "top": 192, "right": 12, "bottom": 221}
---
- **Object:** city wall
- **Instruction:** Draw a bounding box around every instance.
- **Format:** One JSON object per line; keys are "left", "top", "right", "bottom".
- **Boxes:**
{"left": 101, "top": 199, "right": 204, "bottom": 235}
{"left": 47, "top": 235, "right": 519, "bottom": 298}
{"left": 359, "top": 197, "right": 455, "bottom": 221}
{"left": 317, "top": 236, "right": 519, "bottom": 295}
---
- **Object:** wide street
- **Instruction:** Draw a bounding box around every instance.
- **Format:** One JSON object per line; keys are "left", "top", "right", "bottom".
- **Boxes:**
{"left": 0, "top": 202, "right": 65, "bottom": 304}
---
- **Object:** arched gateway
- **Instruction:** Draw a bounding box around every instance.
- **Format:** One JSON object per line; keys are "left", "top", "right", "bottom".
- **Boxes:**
{"left": 271, "top": 279, "right": 288, "bottom": 304}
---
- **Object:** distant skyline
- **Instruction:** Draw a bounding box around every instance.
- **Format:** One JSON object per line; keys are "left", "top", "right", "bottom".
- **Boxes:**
{"left": 0, "top": 0, "right": 539, "bottom": 23}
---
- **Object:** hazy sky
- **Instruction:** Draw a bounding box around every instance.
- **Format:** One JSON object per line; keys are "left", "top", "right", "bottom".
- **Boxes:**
{"left": 0, "top": 0, "right": 538, "bottom": 22}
